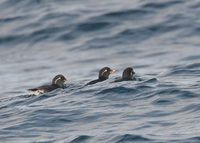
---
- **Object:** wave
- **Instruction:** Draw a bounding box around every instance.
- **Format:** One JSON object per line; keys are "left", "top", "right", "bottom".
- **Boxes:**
{"left": 69, "top": 135, "right": 92, "bottom": 143}
{"left": 113, "top": 134, "right": 152, "bottom": 143}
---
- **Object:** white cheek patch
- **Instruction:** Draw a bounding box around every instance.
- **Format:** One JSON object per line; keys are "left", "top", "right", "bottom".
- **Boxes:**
{"left": 54, "top": 77, "right": 61, "bottom": 84}
{"left": 101, "top": 69, "right": 107, "bottom": 75}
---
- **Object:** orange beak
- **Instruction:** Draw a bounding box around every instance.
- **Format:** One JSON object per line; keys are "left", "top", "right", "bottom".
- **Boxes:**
{"left": 110, "top": 69, "right": 116, "bottom": 74}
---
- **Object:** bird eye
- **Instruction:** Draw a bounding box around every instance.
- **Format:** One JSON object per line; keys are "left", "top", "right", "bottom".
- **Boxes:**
{"left": 131, "top": 71, "right": 134, "bottom": 75}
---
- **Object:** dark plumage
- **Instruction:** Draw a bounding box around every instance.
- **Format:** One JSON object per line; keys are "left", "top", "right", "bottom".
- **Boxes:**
{"left": 28, "top": 74, "right": 67, "bottom": 95}
{"left": 86, "top": 67, "right": 116, "bottom": 85}
{"left": 122, "top": 67, "right": 135, "bottom": 80}
{"left": 114, "top": 67, "right": 135, "bottom": 82}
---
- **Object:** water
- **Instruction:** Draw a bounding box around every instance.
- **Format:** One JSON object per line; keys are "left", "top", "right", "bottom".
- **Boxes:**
{"left": 0, "top": 0, "right": 200, "bottom": 142}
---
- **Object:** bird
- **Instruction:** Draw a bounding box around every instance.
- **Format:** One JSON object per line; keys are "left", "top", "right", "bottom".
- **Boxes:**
{"left": 28, "top": 74, "right": 67, "bottom": 95}
{"left": 86, "top": 67, "right": 116, "bottom": 85}
{"left": 114, "top": 67, "right": 135, "bottom": 82}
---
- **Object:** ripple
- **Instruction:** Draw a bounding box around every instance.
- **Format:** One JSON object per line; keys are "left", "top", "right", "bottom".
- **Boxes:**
{"left": 0, "top": 34, "right": 26, "bottom": 46}
{"left": 76, "top": 21, "right": 111, "bottom": 32}
{"left": 153, "top": 98, "right": 175, "bottom": 106}
{"left": 185, "top": 63, "right": 200, "bottom": 69}
{"left": 182, "top": 55, "right": 200, "bottom": 61}
{"left": 103, "top": 9, "right": 150, "bottom": 19}
{"left": 69, "top": 135, "right": 92, "bottom": 143}
{"left": 0, "top": 15, "right": 27, "bottom": 23}
{"left": 175, "top": 104, "right": 200, "bottom": 114}
{"left": 142, "top": 0, "right": 183, "bottom": 9}
{"left": 96, "top": 87, "right": 139, "bottom": 95}
{"left": 114, "top": 134, "right": 151, "bottom": 143}
{"left": 92, "top": 23, "right": 180, "bottom": 45}
{"left": 140, "top": 78, "right": 158, "bottom": 84}
{"left": 152, "top": 88, "right": 198, "bottom": 99}
{"left": 165, "top": 69, "right": 200, "bottom": 76}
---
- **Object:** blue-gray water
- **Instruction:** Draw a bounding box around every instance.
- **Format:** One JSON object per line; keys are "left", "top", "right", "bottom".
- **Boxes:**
{"left": 0, "top": 0, "right": 200, "bottom": 142}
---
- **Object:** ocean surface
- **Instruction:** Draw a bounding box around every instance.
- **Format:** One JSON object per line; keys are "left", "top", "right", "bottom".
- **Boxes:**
{"left": 0, "top": 0, "right": 200, "bottom": 142}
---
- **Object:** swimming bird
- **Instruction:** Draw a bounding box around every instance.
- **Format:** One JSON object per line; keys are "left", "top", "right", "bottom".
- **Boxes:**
{"left": 86, "top": 67, "right": 116, "bottom": 85}
{"left": 114, "top": 67, "right": 135, "bottom": 82}
{"left": 28, "top": 74, "right": 67, "bottom": 95}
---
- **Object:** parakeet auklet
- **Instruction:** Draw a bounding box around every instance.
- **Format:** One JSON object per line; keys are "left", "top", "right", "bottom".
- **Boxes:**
{"left": 86, "top": 67, "right": 116, "bottom": 85}
{"left": 114, "top": 67, "right": 135, "bottom": 82}
{"left": 28, "top": 74, "right": 67, "bottom": 95}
